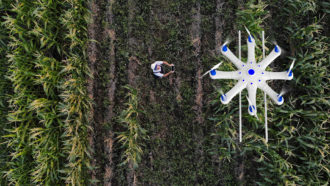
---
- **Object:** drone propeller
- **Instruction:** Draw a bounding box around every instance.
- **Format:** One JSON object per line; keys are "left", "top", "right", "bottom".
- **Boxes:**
{"left": 287, "top": 60, "right": 295, "bottom": 76}
{"left": 215, "top": 87, "right": 225, "bottom": 99}
{"left": 279, "top": 85, "right": 290, "bottom": 97}
{"left": 246, "top": 96, "right": 259, "bottom": 120}
{"left": 219, "top": 89, "right": 224, "bottom": 96}
{"left": 279, "top": 81, "right": 294, "bottom": 98}
{"left": 279, "top": 90, "right": 286, "bottom": 98}
{"left": 200, "top": 62, "right": 222, "bottom": 79}
{"left": 244, "top": 26, "right": 251, "bottom": 37}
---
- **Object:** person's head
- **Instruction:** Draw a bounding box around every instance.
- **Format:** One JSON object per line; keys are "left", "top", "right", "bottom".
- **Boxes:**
{"left": 155, "top": 65, "right": 161, "bottom": 70}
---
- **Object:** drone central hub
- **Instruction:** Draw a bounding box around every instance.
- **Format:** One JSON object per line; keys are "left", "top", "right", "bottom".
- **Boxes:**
{"left": 248, "top": 69, "right": 255, "bottom": 75}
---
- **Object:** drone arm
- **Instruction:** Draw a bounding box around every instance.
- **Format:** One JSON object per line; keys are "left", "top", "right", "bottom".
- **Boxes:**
{"left": 259, "top": 82, "right": 283, "bottom": 105}
{"left": 209, "top": 71, "right": 241, "bottom": 80}
{"left": 247, "top": 37, "right": 256, "bottom": 63}
{"left": 246, "top": 85, "right": 257, "bottom": 115}
{"left": 220, "top": 81, "right": 246, "bottom": 104}
{"left": 221, "top": 44, "right": 244, "bottom": 69}
{"left": 259, "top": 46, "right": 281, "bottom": 69}
{"left": 263, "top": 71, "right": 293, "bottom": 80}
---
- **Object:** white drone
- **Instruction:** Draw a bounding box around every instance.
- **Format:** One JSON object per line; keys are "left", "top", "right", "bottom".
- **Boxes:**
{"left": 203, "top": 28, "right": 294, "bottom": 142}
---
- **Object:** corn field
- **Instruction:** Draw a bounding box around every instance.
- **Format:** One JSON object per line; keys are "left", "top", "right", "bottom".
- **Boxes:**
{"left": 0, "top": 0, "right": 329, "bottom": 185}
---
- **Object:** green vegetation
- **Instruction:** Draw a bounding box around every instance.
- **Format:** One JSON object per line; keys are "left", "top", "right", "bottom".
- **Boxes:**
{"left": 1, "top": 0, "right": 90, "bottom": 185}
{"left": 0, "top": 0, "right": 328, "bottom": 185}
{"left": 0, "top": 1, "right": 11, "bottom": 185}
{"left": 117, "top": 86, "right": 147, "bottom": 169}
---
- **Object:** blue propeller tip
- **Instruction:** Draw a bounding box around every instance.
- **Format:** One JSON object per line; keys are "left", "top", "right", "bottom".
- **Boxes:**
{"left": 275, "top": 45, "right": 280, "bottom": 53}
{"left": 222, "top": 45, "right": 228, "bottom": 52}
{"left": 249, "top": 105, "right": 256, "bottom": 113}
{"left": 248, "top": 36, "right": 252, "bottom": 43}
{"left": 221, "top": 95, "right": 226, "bottom": 101}
{"left": 210, "top": 69, "right": 216, "bottom": 76}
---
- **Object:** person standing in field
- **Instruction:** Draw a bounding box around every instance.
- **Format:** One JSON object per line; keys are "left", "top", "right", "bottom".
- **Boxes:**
{"left": 151, "top": 61, "right": 174, "bottom": 78}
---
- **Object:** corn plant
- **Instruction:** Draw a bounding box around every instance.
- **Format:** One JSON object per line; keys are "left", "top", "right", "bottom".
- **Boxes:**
{"left": 2, "top": 0, "right": 91, "bottom": 185}
{"left": 58, "top": 0, "right": 92, "bottom": 185}
{"left": 236, "top": 0, "right": 269, "bottom": 34}
{"left": 117, "top": 86, "right": 147, "bottom": 169}
{"left": 0, "top": 0, "right": 12, "bottom": 185}
{"left": 4, "top": 1, "right": 42, "bottom": 184}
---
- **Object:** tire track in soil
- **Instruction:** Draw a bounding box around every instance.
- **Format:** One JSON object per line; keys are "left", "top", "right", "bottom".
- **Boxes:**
{"left": 103, "top": 0, "right": 117, "bottom": 185}
{"left": 87, "top": 0, "right": 105, "bottom": 184}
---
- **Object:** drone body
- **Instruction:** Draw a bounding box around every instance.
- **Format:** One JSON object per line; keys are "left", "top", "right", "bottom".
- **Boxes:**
{"left": 209, "top": 31, "right": 294, "bottom": 116}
